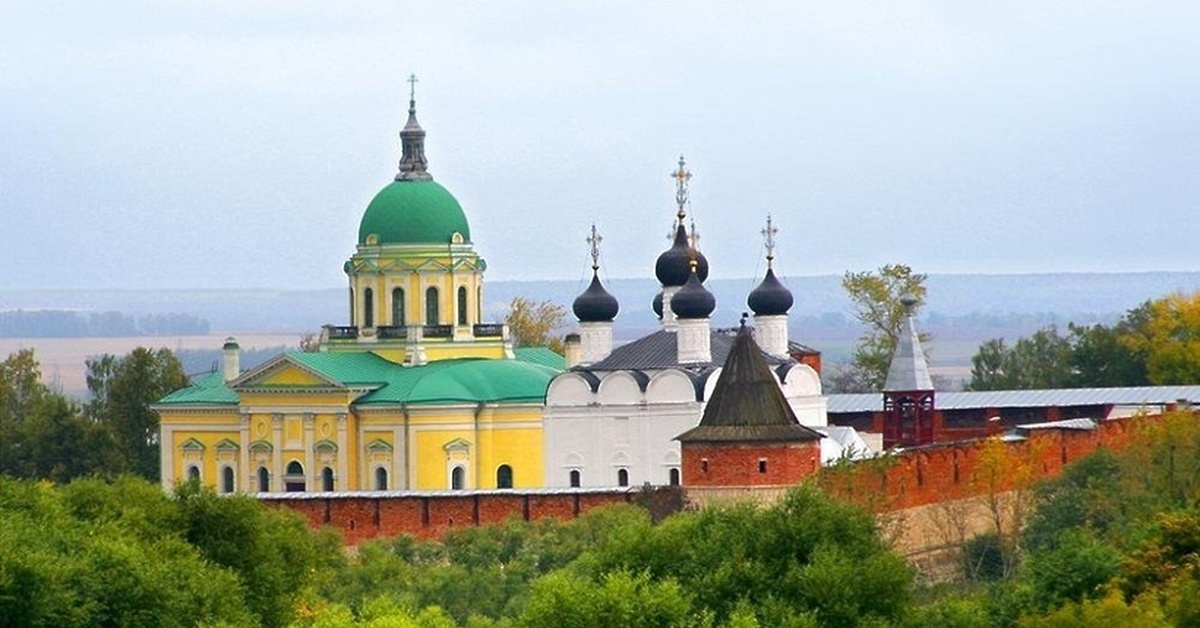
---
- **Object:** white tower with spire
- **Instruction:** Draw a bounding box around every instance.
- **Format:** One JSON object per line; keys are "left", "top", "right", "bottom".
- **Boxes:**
{"left": 747, "top": 216, "right": 793, "bottom": 359}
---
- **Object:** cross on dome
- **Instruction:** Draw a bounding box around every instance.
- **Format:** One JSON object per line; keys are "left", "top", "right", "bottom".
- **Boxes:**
{"left": 407, "top": 73, "right": 419, "bottom": 108}
{"left": 689, "top": 218, "right": 700, "bottom": 250}
{"left": 587, "top": 224, "right": 603, "bottom": 271}
{"left": 761, "top": 215, "right": 778, "bottom": 267}
{"left": 671, "top": 155, "right": 692, "bottom": 222}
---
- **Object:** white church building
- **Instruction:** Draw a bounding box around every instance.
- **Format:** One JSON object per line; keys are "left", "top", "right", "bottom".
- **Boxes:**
{"left": 542, "top": 159, "right": 860, "bottom": 489}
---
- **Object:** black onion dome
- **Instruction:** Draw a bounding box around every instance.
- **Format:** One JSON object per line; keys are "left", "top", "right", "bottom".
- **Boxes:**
{"left": 572, "top": 272, "right": 619, "bottom": 322}
{"left": 652, "top": 291, "right": 663, "bottom": 319}
{"left": 747, "top": 267, "right": 793, "bottom": 316}
{"left": 655, "top": 224, "right": 709, "bottom": 287}
{"left": 671, "top": 268, "right": 716, "bottom": 319}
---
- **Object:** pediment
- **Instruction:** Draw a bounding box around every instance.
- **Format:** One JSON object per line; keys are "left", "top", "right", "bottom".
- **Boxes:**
{"left": 232, "top": 355, "right": 344, "bottom": 389}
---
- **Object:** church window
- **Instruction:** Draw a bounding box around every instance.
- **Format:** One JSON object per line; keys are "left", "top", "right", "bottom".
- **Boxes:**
{"left": 669, "top": 468, "right": 680, "bottom": 486}
{"left": 758, "top": 459, "right": 768, "bottom": 474}
{"left": 375, "top": 467, "right": 389, "bottom": 490}
{"left": 700, "top": 459, "right": 709, "bottom": 474}
{"left": 186, "top": 465, "right": 200, "bottom": 483}
{"left": 457, "top": 286, "right": 468, "bottom": 326}
{"left": 284, "top": 460, "right": 306, "bottom": 493}
{"left": 451, "top": 466, "right": 465, "bottom": 490}
{"left": 496, "top": 464, "right": 513, "bottom": 489}
{"left": 426, "top": 287, "right": 439, "bottom": 324}
{"left": 364, "top": 288, "right": 375, "bottom": 328}
{"left": 569, "top": 469, "right": 581, "bottom": 487}
{"left": 257, "top": 466, "right": 270, "bottom": 492}
{"left": 617, "top": 468, "right": 629, "bottom": 486}
{"left": 392, "top": 288, "right": 405, "bottom": 325}
{"left": 221, "top": 466, "right": 235, "bottom": 493}
{"left": 321, "top": 467, "right": 334, "bottom": 492}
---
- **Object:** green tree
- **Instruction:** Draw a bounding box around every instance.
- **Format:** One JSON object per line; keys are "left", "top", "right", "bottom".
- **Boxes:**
{"left": 504, "top": 297, "right": 568, "bottom": 354}
{"left": 966, "top": 326, "right": 1074, "bottom": 391}
{"left": 1120, "top": 292, "right": 1200, "bottom": 385}
{"left": 837, "top": 264, "right": 928, "bottom": 393}
{"left": 86, "top": 347, "right": 189, "bottom": 480}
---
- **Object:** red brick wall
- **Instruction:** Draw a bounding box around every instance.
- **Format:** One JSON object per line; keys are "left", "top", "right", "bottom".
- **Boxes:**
{"left": 682, "top": 441, "right": 820, "bottom": 487}
{"left": 262, "top": 490, "right": 635, "bottom": 545}
{"left": 820, "top": 414, "right": 1159, "bottom": 513}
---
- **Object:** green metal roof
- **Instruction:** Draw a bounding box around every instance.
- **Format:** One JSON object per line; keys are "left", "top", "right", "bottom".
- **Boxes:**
{"left": 157, "top": 370, "right": 239, "bottom": 406}
{"left": 514, "top": 347, "right": 566, "bottom": 371}
{"left": 357, "top": 358, "right": 558, "bottom": 405}
{"left": 358, "top": 180, "right": 471, "bottom": 245}
{"left": 157, "top": 352, "right": 560, "bottom": 407}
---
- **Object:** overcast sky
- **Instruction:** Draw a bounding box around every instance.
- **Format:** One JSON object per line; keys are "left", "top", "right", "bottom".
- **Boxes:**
{"left": 2, "top": 2, "right": 1198, "bottom": 291}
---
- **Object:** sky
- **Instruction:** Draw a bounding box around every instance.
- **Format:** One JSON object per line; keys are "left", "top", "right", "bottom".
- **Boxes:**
{"left": 2, "top": 2, "right": 1199, "bottom": 291}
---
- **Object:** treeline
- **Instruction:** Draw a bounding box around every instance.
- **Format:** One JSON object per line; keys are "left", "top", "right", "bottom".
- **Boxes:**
{"left": 0, "top": 348, "right": 188, "bottom": 482}
{"left": 966, "top": 292, "right": 1200, "bottom": 390}
{"left": 0, "top": 310, "right": 210, "bottom": 337}
{"left": 7, "top": 413, "right": 1200, "bottom": 627}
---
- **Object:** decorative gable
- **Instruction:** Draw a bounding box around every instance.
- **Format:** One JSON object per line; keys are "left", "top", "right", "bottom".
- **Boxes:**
{"left": 232, "top": 355, "right": 344, "bottom": 389}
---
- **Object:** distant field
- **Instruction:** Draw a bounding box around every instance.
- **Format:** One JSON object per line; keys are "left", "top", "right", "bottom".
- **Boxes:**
{"left": 0, "top": 333, "right": 300, "bottom": 399}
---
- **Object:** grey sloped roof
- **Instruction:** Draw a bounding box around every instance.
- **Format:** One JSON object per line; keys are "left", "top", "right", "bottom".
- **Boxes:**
{"left": 677, "top": 327, "right": 822, "bottom": 443}
{"left": 827, "top": 385, "right": 1200, "bottom": 414}
{"left": 883, "top": 313, "right": 934, "bottom": 392}
{"left": 578, "top": 329, "right": 791, "bottom": 373}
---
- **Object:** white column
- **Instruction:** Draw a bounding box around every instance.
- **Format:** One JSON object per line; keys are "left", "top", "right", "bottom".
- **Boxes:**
{"left": 336, "top": 413, "right": 348, "bottom": 491}
{"left": 579, "top": 321, "right": 614, "bottom": 365}
{"left": 239, "top": 412, "right": 251, "bottom": 492}
{"left": 676, "top": 317, "right": 712, "bottom": 364}
{"left": 303, "top": 413, "right": 315, "bottom": 490}
{"left": 661, "top": 287, "right": 681, "bottom": 332}
{"left": 753, "top": 314, "right": 790, "bottom": 358}
{"left": 271, "top": 413, "right": 283, "bottom": 491}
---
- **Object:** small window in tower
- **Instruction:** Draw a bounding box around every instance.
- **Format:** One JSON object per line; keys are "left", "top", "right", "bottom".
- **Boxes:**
{"left": 700, "top": 459, "right": 709, "bottom": 473}
{"left": 392, "top": 287, "right": 405, "bottom": 326}
{"left": 617, "top": 468, "right": 629, "bottom": 487}
{"left": 364, "top": 288, "right": 375, "bottom": 328}
{"left": 569, "top": 469, "right": 581, "bottom": 488}
{"left": 758, "top": 459, "right": 768, "bottom": 474}
{"left": 669, "top": 468, "right": 680, "bottom": 486}
{"left": 426, "top": 287, "right": 439, "bottom": 325}
{"left": 457, "top": 286, "right": 468, "bottom": 326}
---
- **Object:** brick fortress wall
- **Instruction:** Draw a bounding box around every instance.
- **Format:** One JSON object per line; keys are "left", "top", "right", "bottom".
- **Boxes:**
{"left": 261, "top": 488, "right": 640, "bottom": 545}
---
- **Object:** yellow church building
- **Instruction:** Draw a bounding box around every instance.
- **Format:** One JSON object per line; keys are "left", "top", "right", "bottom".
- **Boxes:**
{"left": 155, "top": 89, "right": 561, "bottom": 493}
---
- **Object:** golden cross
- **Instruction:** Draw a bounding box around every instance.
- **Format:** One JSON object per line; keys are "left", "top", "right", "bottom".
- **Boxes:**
{"left": 586, "top": 224, "right": 603, "bottom": 270}
{"left": 761, "top": 215, "right": 778, "bottom": 265}
{"left": 670, "top": 155, "right": 691, "bottom": 221}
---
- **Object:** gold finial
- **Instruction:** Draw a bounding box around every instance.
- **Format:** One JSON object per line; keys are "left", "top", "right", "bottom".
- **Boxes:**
{"left": 586, "top": 224, "right": 603, "bottom": 271}
{"left": 761, "top": 215, "right": 778, "bottom": 267}
{"left": 670, "top": 155, "right": 692, "bottom": 223}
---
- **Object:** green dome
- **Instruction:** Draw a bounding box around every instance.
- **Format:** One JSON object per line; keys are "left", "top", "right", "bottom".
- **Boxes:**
{"left": 358, "top": 180, "right": 471, "bottom": 245}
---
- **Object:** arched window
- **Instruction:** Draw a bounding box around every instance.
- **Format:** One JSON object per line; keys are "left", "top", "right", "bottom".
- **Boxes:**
{"left": 457, "top": 286, "right": 468, "bottom": 326}
{"left": 257, "top": 466, "right": 270, "bottom": 493}
{"left": 425, "top": 287, "right": 439, "bottom": 325}
{"left": 617, "top": 468, "right": 629, "bottom": 487}
{"left": 375, "top": 467, "right": 389, "bottom": 491}
{"left": 284, "top": 460, "right": 306, "bottom": 493}
{"left": 322, "top": 467, "right": 335, "bottom": 492}
{"left": 221, "top": 466, "right": 235, "bottom": 493}
{"left": 348, "top": 287, "right": 355, "bottom": 325}
{"left": 392, "top": 287, "right": 405, "bottom": 325}
{"left": 186, "top": 465, "right": 200, "bottom": 483}
{"left": 496, "top": 464, "right": 513, "bottom": 489}
{"left": 451, "top": 466, "right": 465, "bottom": 490}
{"left": 668, "top": 468, "right": 680, "bottom": 486}
{"left": 569, "top": 469, "right": 581, "bottom": 488}
{"left": 364, "top": 288, "right": 375, "bottom": 328}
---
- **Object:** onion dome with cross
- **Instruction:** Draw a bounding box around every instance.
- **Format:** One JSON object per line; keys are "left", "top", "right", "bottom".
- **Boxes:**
{"left": 572, "top": 225, "right": 620, "bottom": 323}
{"left": 654, "top": 156, "right": 709, "bottom": 287}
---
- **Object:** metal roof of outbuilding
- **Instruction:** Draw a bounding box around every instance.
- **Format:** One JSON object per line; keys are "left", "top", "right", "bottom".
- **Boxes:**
{"left": 827, "top": 385, "right": 1200, "bottom": 414}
